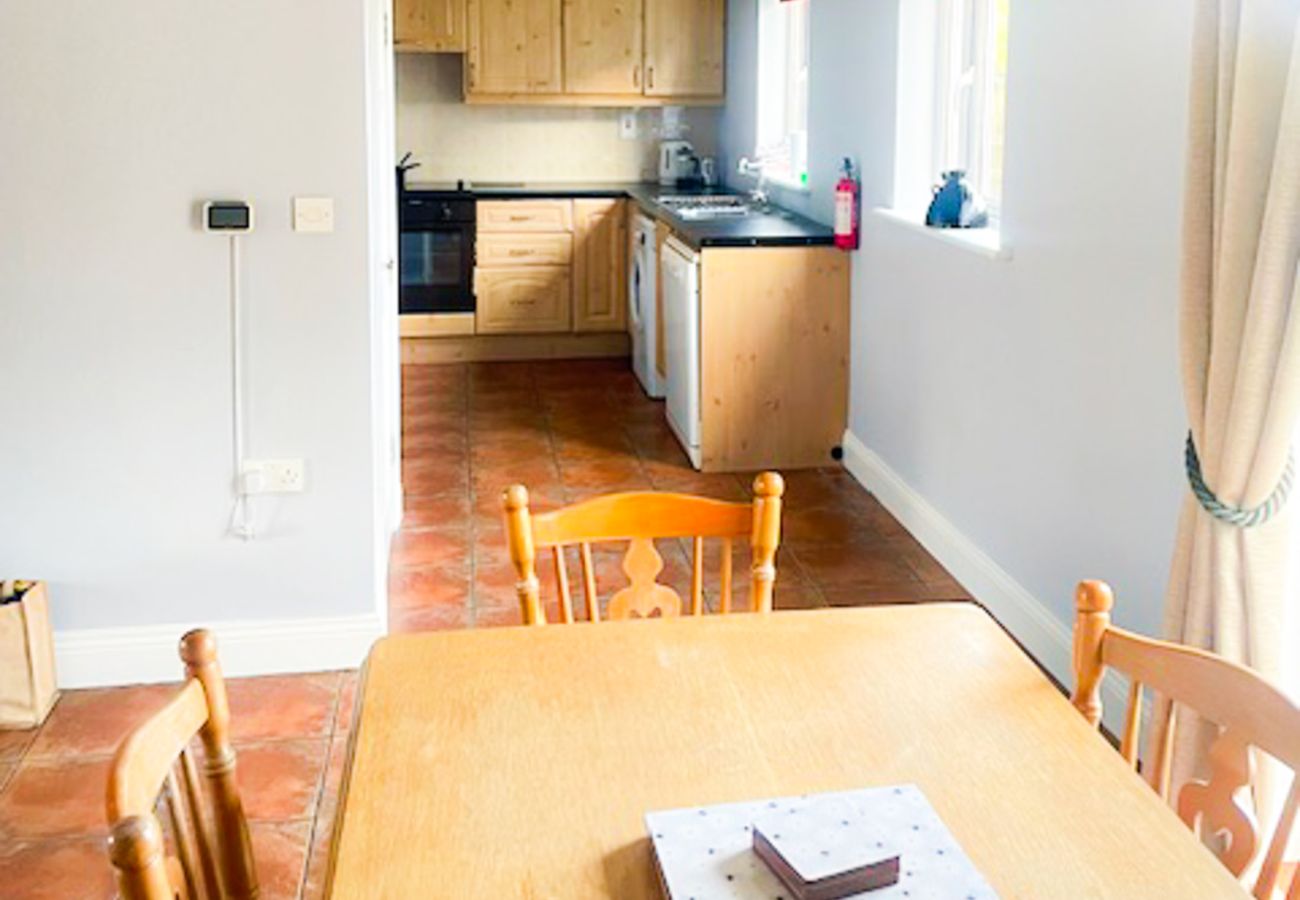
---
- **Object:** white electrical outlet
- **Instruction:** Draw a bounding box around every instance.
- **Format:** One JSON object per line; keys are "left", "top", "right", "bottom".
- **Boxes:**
{"left": 293, "top": 197, "right": 335, "bottom": 233}
{"left": 241, "top": 459, "right": 306, "bottom": 494}
{"left": 619, "top": 110, "right": 639, "bottom": 140}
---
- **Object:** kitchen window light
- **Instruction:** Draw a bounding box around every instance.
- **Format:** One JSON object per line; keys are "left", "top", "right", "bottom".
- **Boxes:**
{"left": 755, "top": 0, "right": 810, "bottom": 190}
{"left": 882, "top": 0, "right": 1011, "bottom": 258}
{"left": 932, "top": 0, "right": 1009, "bottom": 219}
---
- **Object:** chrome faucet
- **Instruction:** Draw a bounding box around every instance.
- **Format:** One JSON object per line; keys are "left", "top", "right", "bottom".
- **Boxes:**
{"left": 737, "top": 156, "right": 770, "bottom": 207}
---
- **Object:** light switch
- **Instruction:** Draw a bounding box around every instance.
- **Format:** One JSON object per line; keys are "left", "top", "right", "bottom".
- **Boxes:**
{"left": 293, "top": 197, "right": 334, "bottom": 233}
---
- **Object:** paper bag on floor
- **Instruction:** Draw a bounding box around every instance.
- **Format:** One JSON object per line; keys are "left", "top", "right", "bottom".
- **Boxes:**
{"left": 0, "top": 582, "right": 58, "bottom": 728}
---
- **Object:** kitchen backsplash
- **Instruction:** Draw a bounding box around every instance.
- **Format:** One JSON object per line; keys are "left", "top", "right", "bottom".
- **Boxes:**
{"left": 396, "top": 54, "right": 720, "bottom": 183}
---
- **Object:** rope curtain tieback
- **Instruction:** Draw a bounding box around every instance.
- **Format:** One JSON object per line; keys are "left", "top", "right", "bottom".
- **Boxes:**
{"left": 1184, "top": 431, "right": 1295, "bottom": 527}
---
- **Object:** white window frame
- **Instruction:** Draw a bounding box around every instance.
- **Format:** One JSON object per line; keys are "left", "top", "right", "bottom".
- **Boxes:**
{"left": 931, "top": 0, "right": 1006, "bottom": 219}
{"left": 755, "top": 0, "right": 810, "bottom": 190}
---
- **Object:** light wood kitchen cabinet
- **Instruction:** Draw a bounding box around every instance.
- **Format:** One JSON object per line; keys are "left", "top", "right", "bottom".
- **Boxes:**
{"left": 466, "top": 0, "right": 563, "bottom": 94}
{"left": 563, "top": 0, "right": 644, "bottom": 95}
{"left": 464, "top": 0, "right": 723, "bottom": 104}
{"left": 644, "top": 0, "right": 725, "bottom": 98}
{"left": 476, "top": 267, "right": 573, "bottom": 333}
{"left": 478, "top": 231, "right": 573, "bottom": 267}
{"left": 478, "top": 199, "right": 574, "bottom": 232}
{"left": 572, "top": 199, "right": 628, "bottom": 333}
{"left": 395, "top": 0, "right": 467, "bottom": 52}
{"left": 697, "top": 247, "right": 850, "bottom": 471}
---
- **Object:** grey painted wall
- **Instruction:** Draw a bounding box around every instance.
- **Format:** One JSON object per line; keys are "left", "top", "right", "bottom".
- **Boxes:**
{"left": 0, "top": 1, "right": 387, "bottom": 631}
{"left": 720, "top": 0, "right": 1194, "bottom": 638}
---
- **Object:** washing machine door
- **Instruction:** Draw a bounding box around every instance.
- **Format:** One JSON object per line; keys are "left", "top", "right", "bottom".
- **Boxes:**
{"left": 629, "top": 234, "right": 645, "bottom": 331}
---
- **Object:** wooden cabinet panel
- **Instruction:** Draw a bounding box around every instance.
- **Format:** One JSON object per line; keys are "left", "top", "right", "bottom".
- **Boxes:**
{"left": 478, "top": 199, "right": 574, "bottom": 232}
{"left": 466, "top": 0, "right": 563, "bottom": 94}
{"left": 564, "top": 0, "right": 644, "bottom": 95}
{"left": 644, "top": 0, "right": 724, "bottom": 97}
{"left": 698, "top": 247, "right": 850, "bottom": 471}
{"left": 572, "top": 200, "right": 628, "bottom": 333}
{"left": 395, "top": 0, "right": 467, "bottom": 52}
{"left": 476, "top": 266, "right": 573, "bottom": 334}
{"left": 478, "top": 232, "right": 573, "bottom": 266}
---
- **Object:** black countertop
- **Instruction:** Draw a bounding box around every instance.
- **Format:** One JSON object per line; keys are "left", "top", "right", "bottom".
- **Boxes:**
{"left": 403, "top": 180, "right": 835, "bottom": 248}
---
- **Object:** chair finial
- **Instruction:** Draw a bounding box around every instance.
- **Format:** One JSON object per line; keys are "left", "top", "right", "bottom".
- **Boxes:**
{"left": 503, "top": 484, "right": 530, "bottom": 512}
{"left": 179, "top": 629, "right": 217, "bottom": 667}
{"left": 108, "top": 814, "right": 165, "bottom": 871}
{"left": 753, "top": 471, "right": 785, "bottom": 499}
{"left": 1076, "top": 580, "right": 1114, "bottom": 614}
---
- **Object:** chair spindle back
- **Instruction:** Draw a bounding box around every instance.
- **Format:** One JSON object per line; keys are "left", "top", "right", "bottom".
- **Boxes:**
{"left": 503, "top": 472, "right": 784, "bottom": 625}
{"left": 106, "top": 630, "right": 257, "bottom": 900}
{"left": 1071, "top": 580, "right": 1300, "bottom": 899}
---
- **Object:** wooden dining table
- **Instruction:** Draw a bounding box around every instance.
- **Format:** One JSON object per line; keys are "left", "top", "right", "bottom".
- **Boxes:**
{"left": 323, "top": 604, "right": 1245, "bottom": 898}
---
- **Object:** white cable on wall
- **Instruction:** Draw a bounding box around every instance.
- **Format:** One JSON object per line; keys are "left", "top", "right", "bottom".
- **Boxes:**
{"left": 227, "top": 233, "right": 255, "bottom": 540}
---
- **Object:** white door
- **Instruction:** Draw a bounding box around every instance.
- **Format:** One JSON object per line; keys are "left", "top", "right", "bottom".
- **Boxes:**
{"left": 364, "top": 0, "right": 402, "bottom": 608}
{"left": 661, "top": 237, "right": 700, "bottom": 468}
{"left": 629, "top": 215, "right": 662, "bottom": 398}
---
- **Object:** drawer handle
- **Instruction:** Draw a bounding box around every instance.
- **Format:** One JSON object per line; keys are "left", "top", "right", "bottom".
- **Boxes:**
{"left": 509, "top": 215, "right": 531, "bottom": 222}
{"left": 508, "top": 249, "right": 534, "bottom": 257}
{"left": 510, "top": 299, "right": 537, "bottom": 307}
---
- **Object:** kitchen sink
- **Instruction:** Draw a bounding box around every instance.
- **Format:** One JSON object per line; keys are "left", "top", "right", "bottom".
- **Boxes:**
{"left": 654, "top": 194, "right": 755, "bottom": 220}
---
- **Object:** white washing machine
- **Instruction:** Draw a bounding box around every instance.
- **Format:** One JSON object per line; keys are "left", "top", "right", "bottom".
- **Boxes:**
{"left": 629, "top": 212, "right": 664, "bottom": 398}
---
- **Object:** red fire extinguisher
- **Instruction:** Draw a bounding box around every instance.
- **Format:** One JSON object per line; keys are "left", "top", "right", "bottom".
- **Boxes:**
{"left": 834, "top": 157, "right": 860, "bottom": 251}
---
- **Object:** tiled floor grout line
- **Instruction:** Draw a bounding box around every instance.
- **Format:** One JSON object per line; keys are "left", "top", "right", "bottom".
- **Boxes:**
{"left": 458, "top": 368, "right": 478, "bottom": 628}
{"left": 295, "top": 672, "right": 345, "bottom": 899}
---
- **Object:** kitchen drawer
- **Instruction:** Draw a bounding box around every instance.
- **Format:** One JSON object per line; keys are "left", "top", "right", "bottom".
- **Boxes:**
{"left": 478, "top": 199, "right": 574, "bottom": 233}
{"left": 477, "top": 231, "right": 573, "bottom": 266}
{"left": 475, "top": 266, "right": 573, "bottom": 334}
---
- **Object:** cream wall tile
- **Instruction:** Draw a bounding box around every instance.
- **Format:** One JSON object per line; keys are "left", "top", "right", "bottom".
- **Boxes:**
{"left": 396, "top": 55, "right": 720, "bottom": 183}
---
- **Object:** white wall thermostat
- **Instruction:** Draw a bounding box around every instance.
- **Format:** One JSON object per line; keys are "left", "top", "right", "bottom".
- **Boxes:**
{"left": 203, "top": 200, "right": 255, "bottom": 233}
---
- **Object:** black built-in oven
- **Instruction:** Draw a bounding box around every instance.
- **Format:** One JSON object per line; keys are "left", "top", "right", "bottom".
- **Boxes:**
{"left": 399, "top": 190, "right": 475, "bottom": 314}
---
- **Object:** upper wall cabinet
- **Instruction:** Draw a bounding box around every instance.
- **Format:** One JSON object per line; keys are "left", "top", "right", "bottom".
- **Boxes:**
{"left": 466, "top": 0, "right": 564, "bottom": 94}
{"left": 644, "top": 0, "right": 725, "bottom": 98}
{"left": 564, "top": 0, "right": 644, "bottom": 95}
{"left": 463, "top": 0, "right": 723, "bottom": 105}
{"left": 395, "top": 0, "right": 468, "bottom": 53}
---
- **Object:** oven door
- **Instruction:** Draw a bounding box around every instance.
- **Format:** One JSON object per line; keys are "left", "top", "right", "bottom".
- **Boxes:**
{"left": 399, "top": 224, "right": 474, "bottom": 314}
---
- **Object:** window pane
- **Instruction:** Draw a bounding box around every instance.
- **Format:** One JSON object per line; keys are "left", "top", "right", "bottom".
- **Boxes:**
{"left": 756, "top": 0, "right": 810, "bottom": 186}
{"left": 932, "top": 0, "right": 1008, "bottom": 213}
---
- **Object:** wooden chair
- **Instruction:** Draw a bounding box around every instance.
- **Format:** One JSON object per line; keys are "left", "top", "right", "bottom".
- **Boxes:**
{"left": 502, "top": 472, "right": 784, "bottom": 625}
{"left": 1071, "top": 580, "right": 1300, "bottom": 899}
{"left": 106, "top": 629, "right": 257, "bottom": 900}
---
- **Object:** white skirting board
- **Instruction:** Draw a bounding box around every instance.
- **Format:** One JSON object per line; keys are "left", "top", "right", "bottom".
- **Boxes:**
{"left": 839, "top": 430, "right": 1135, "bottom": 737}
{"left": 53, "top": 613, "right": 386, "bottom": 689}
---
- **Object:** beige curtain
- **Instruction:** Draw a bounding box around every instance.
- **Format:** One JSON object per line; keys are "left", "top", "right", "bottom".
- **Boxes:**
{"left": 1157, "top": 0, "right": 1300, "bottom": 853}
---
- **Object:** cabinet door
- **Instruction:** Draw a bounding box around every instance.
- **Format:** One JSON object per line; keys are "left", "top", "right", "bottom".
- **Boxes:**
{"left": 395, "top": 0, "right": 467, "bottom": 52}
{"left": 476, "top": 266, "right": 573, "bottom": 333}
{"left": 572, "top": 199, "right": 628, "bottom": 333}
{"left": 644, "top": 0, "right": 724, "bottom": 97}
{"left": 564, "top": 0, "right": 644, "bottom": 95}
{"left": 466, "top": 0, "right": 563, "bottom": 95}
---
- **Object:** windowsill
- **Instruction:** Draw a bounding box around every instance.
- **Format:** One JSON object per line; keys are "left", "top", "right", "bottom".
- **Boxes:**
{"left": 873, "top": 208, "right": 1013, "bottom": 261}
{"left": 767, "top": 178, "right": 812, "bottom": 195}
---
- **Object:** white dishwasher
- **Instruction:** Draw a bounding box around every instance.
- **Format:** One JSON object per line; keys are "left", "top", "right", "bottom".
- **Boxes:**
{"left": 661, "top": 236, "right": 701, "bottom": 469}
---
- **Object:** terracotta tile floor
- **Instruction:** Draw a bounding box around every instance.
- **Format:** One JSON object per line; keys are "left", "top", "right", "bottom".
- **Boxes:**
{"left": 391, "top": 359, "right": 971, "bottom": 630}
{"left": 0, "top": 358, "right": 970, "bottom": 898}
{"left": 0, "top": 671, "right": 355, "bottom": 899}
